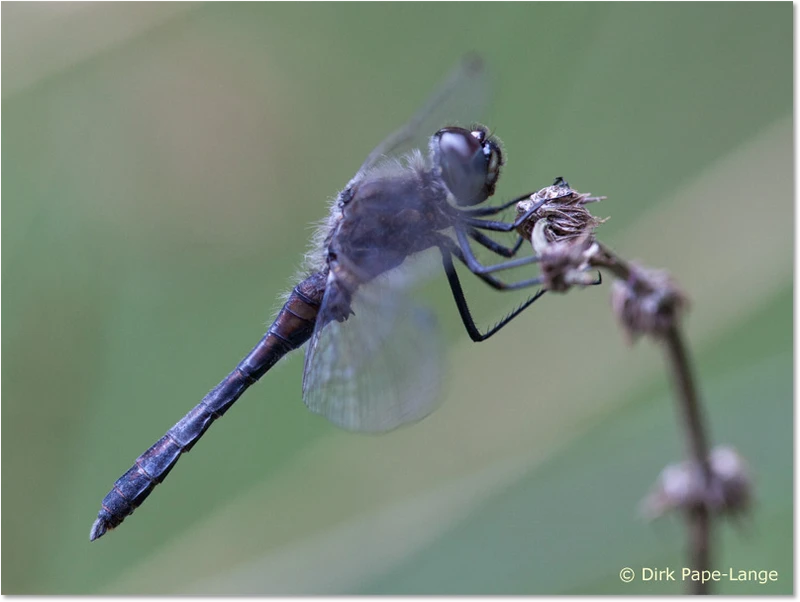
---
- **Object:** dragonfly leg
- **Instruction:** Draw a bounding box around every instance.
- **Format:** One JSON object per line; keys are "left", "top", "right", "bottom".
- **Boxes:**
{"left": 461, "top": 196, "right": 550, "bottom": 232}
{"left": 435, "top": 234, "right": 546, "bottom": 291}
{"left": 438, "top": 247, "right": 545, "bottom": 342}
{"left": 457, "top": 192, "right": 536, "bottom": 217}
{"left": 468, "top": 227, "right": 525, "bottom": 258}
{"left": 454, "top": 227, "right": 542, "bottom": 276}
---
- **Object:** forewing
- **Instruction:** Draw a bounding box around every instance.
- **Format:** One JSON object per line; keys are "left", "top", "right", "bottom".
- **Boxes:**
{"left": 302, "top": 276, "right": 443, "bottom": 433}
{"left": 355, "top": 54, "right": 490, "bottom": 177}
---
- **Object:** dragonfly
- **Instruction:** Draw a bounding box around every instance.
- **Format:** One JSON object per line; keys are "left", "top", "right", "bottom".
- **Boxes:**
{"left": 89, "top": 56, "right": 568, "bottom": 541}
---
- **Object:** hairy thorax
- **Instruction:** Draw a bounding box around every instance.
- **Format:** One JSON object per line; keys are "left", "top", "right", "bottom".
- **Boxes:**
{"left": 329, "top": 165, "right": 450, "bottom": 283}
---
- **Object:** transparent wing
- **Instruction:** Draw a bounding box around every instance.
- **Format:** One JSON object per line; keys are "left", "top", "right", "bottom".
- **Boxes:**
{"left": 302, "top": 274, "right": 443, "bottom": 433}
{"left": 355, "top": 54, "right": 490, "bottom": 178}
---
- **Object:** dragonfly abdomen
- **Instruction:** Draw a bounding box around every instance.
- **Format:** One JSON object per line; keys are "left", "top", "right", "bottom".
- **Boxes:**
{"left": 89, "top": 272, "right": 326, "bottom": 541}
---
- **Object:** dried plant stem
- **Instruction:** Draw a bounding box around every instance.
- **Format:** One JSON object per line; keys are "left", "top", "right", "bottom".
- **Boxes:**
{"left": 663, "top": 327, "right": 713, "bottom": 594}
{"left": 588, "top": 244, "right": 713, "bottom": 468}
{"left": 521, "top": 180, "right": 749, "bottom": 595}
{"left": 662, "top": 326, "right": 712, "bottom": 481}
{"left": 589, "top": 242, "right": 714, "bottom": 594}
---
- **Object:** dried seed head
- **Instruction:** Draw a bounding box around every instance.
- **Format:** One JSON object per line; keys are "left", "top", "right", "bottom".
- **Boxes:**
{"left": 640, "top": 446, "right": 752, "bottom": 520}
{"left": 515, "top": 177, "right": 606, "bottom": 249}
{"left": 536, "top": 233, "right": 599, "bottom": 293}
{"left": 513, "top": 178, "right": 607, "bottom": 293}
{"left": 610, "top": 266, "right": 689, "bottom": 340}
{"left": 707, "top": 446, "right": 753, "bottom": 516}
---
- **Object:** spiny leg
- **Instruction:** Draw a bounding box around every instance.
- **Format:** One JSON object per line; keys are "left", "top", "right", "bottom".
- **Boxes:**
{"left": 457, "top": 192, "right": 537, "bottom": 217}
{"left": 435, "top": 237, "right": 546, "bottom": 290}
{"left": 468, "top": 227, "right": 525, "bottom": 258}
{"left": 438, "top": 247, "right": 545, "bottom": 342}
{"left": 455, "top": 228, "right": 543, "bottom": 276}
{"left": 461, "top": 195, "right": 552, "bottom": 233}
{"left": 434, "top": 234, "right": 547, "bottom": 291}
{"left": 461, "top": 177, "right": 581, "bottom": 219}
{"left": 446, "top": 231, "right": 603, "bottom": 291}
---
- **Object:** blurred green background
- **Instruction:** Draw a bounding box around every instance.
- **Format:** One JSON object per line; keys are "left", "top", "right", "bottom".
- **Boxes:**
{"left": 2, "top": 2, "right": 792, "bottom": 595}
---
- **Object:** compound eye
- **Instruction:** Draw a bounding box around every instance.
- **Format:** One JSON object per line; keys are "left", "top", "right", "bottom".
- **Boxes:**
{"left": 485, "top": 145, "right": 501, "bottom": 191}
{"left": 438, "top": 128, "right": 482, "bottom": 164}
{"left": 436, "top": 127, "right": 491, "bottom": 206}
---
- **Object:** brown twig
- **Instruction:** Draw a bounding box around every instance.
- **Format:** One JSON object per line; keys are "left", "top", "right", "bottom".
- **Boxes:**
{"left": 514, "top": 178, "right": 751, "bottom": 594}
{"left": 592, "top": 245, "right": 714, "bottom": 594}
{"left": 663, "top": 326, "right": 713, "bottom": 593}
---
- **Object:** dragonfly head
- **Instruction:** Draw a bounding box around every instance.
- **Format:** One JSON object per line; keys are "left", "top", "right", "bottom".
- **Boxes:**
{"left": 433, "top": 126, "right": 503, "bottom": 206}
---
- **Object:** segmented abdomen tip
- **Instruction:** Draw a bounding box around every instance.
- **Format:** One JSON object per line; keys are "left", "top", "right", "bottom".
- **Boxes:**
{"left": 89, "top": 517, "right": 109, "bottom": 541}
